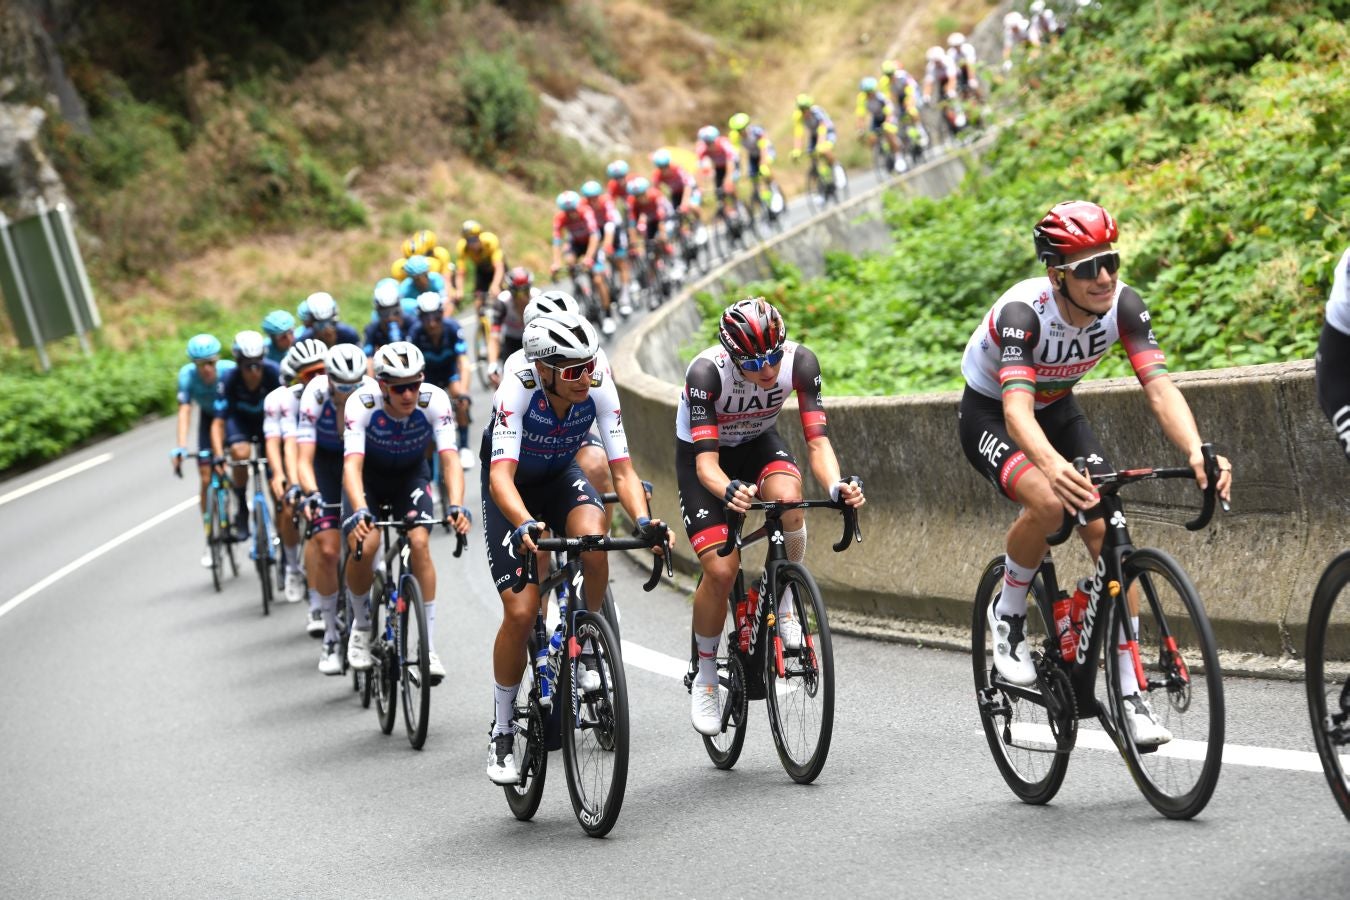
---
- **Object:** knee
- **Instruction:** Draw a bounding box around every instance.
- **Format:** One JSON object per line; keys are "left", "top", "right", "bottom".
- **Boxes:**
{"left": 699, "top": 553, "right": 738, "bottom": 595}
{"left": 500, "top": 595, "right": 536, "bottom": 633}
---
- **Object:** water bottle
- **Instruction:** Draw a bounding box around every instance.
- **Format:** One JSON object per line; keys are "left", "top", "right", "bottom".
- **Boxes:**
{"left": 536, "top": 639, "right": 554, "bottom": 709}
{"left": 739, "top": 579, "right": 760, "bottom": 652}
{"left": 389, "top": 320, "right": 402, "bottom": 343}
{"left": 1070, "top": 578, "right": 1090, "bottom": 636}
{"left": 1054, "top": 594, "right": 1074, "bottom": 662}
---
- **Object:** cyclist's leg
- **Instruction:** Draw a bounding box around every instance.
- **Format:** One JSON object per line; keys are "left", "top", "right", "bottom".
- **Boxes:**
{"left": 752, "top": 432, "right": 807, "bottom": 634}
{"left": 1316, "top": 321, "right": 1350, "bottom": 461}
{"left": 576, "top": 435, "right": 614, "bottom": 530}
{"left": 308, "top": 451, "right": 346, "bottom": 665}
{"left": 196, "top": 413, "right": 214, "bottom": 514}
{"left": 224, "top": 418, "right": 256, "bottom": 532}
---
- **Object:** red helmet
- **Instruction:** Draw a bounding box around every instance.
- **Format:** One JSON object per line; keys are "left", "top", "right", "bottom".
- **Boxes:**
{"left": 507, "top": 266, "right": 533, "bottom": 290}
{"left": 718, "top": 297, "right": 785, "bottom": 360}
{"left": 1033, "top": 201, "right": 1118, "bottom": 266}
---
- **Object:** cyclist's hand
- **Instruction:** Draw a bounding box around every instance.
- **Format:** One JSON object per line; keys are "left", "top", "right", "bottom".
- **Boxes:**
{"left": 723, "top": 479, "right": 757, "bottom": 514}
{"left": 1047, "top": 458, "right": 1097, "bottom": 513}
{"left": 270, "top": 473, "right": 287, "bottom": 500}
{"left": 170, "top": 446, "right": 187, "bottom": 477}
{"left": 513, "top": 520, "right": 544, "bottom": 555}
{"left": 302, "top": 491, "right": 323, "bottom": 522}
{"left": 212, "top": 456, "right": 229, "bottom": 477}
{"left": 283, "top": 484, "right": 304, "bottom": 508}
{"left": 345, "top": 507, "right": 374, "bottom": 544}
{"left": 831, "top": 476, "right": 866, "bottom": 508}
{"left": 632, "top": 516, "right": 673, "bottom": 555}
{"left": 1190, "top": 448, "right": 1233, "bottom": 504}
{"left": 445, "top": 505, "right": 473, "bottom": 535}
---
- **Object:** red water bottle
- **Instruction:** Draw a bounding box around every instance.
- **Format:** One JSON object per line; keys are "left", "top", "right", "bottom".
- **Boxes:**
{"left": 1070, "top": 578, "right": 1090, "bottom": 635}
{"left": 1054, "top": 594, "right": 1074, "bottom": 661}
{"left": 739, "top": 583, "right": 758, "bottom": 652}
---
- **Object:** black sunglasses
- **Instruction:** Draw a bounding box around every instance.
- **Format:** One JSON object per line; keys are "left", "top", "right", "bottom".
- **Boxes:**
{"left": 1054, "top": 251, "right": 1120, "bottom": 280}
{"left": 382, "top": 380, "right": 421, "bottom": 396}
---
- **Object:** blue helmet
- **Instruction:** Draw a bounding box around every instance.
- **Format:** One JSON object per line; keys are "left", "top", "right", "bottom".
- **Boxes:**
{"left": 652, "top": 149, "right": 671, "bottom": 168}
{"left": 606, "top": 159, "right": 629, "bottom": 179}
{"left": 698, "top": 125, "right": 719, "bottom": 143}
{"left": 296, "top": 299, "right": 312, "bottom": 325}
{"left": 627, "top": 176, "right": 650, "bottom": 196}
{"left": 262, "top": 309, "right": 295, "bottom": 336}
{"left": 187, "top": 333, "right": 221, "bottom": 361}
{"left": 580, "top": 180, "right": 603, "bottom": 199}
{"left": 404, "top": 255, "right": 431, "bottom": 277}
{"left": 556, "top": 191, "right": 580, "bottom": 211}
{"left": 860, "top": 76, "right": 878, "bottom": 93}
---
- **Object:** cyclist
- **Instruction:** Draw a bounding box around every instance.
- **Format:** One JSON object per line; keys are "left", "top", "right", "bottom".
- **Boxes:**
{"left": 854, "top": 77, "right": 905, "bottom": 173}
{"left": 343, "top": 342, "right": 472, "bottom": 683}
{"left": 263, "top": 338, "right": 328, "bottom": 605}
{"left": 678, "top": 297, "right": 864, "bottom": 735}
{"left": 957, "top": 200, "right": 1232, "bottom": 746}
{"left": 729, "top": 113, "right": 781, "bottom": 215}
{"left": 881, "top": 60, "right": 927, "bottom": 162}
{"left": 363, "top": 279, "right": 415, "bottom": 356}
{"left": 551, "top": 190, "right": 616, "bottom": 336}
{"left": 296, "top": 298, "right": 314, "bottom": 331}
{"left": 391, "top": 229, "right": 453, "bottom": 280}
{"left": 210, "top": 331, "right": 283, "bottom": 542}
{"left": 582, "top": 180, "right": 633, "bottom": 317}
{"left": 947, "top": 32, "right": 982, "bottom": 101}
{"left": 297, "top": 344, "right": 374, "bottom": 672}
{"left": 453, "top": 220, "right": 507, "bottom": 313}
{"left": 172, "top": 334, "right": 237, "bottom": 567}
{"left": 626, "top": 177, "right": 679, "bottom": 280}
{"left": 922, "top": 45, "right": 957, "bottom": 105}
{"left": 1316, "top": 246, "right": 1350, "bottom": 460}
{"left": 408, "top": 291, "right": 474, "bottom": 470}
{"left": 262, "top": 310, "right": 297, "bottom": 365}
{"left": 398, "top": 255, "right": 450, "bottom": 309}
{"left": 1029, "top": 0, "right": 1063, "bottom": 47}
{"left": 651, "top": 149, "right": 702, "bottom": 236}
{"left": 300, "top": 292, "right": 362, "bottom": 348}
{"left": 486, "top": 267, "right": 539, "bottom": 387}
{"left": 695, "top": 125, "right": 739, "bottom": 220}
{"left": 481, "top": 310, "right": 664, "bottom": 784}
{"left": 605, "top": 159, "right": 633, "bottom": 203}
{"left": 791, "top": 94, "right": 839, "bottom": 174}
{"left": 1002, "top": 11, "right": 1040, "bottom": 69}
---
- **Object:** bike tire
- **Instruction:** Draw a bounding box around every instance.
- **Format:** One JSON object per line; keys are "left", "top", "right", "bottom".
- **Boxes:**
{"left": 373, "top": 575, "right": 397, "bottom": 735}
{"left": 221, "top": 488, "right": 239, "bottom": 579}
{"left": 561, "top": 610, "right": 628, "bottom": 837}
{"left": 600, "top": 587, "right": 622, "bottom": 650}
{"left": 399, "top": 573, "right": 432, "bottom": 749}
{"left": 763, "top": 563, "right": 834, "bottom": 784}
{"left": 1108, "top": 547, "right": 1224, "bottom": 820}
{"left": 971, "top": 556, "right": 1069, "bottom": 805}
{"left": 695, "top": 611, "right": 750, "bottom": 769}
{"left": 805, "top": 167, "right": 824, "bottom": 213}
{"left": 504, "top": 647, "right": 550, "bottom": 821}
{"left": 474, "top": 320, "right": 493, "bottom": 390}
{"left": 254, "top": 501, "right": 273, "bottom": 616}
{"left": 207, "top": 488, "right": 224, "bottom": 593}
{"left": 1306, "top": 551, "right": 1350, "bottom": 821}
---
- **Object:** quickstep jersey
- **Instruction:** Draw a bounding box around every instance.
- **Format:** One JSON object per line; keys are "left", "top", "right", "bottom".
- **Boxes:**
{"left": 409, "top": 318, "right": 467, "bottom": 388}
{"left": 263, "top": 382, "right": 304, "bottom": 441}
{"left": 177, "top": 360, "right": 236, "bottom": 411}
{"left": 216, "top": 360, "right": 282, "bottom": 419}
{"left": 297, "top": 374, "right": 377, "bottom": 454}
{"left": 486, "top": 348, "right": 628, "bottom": 484}
{"left": 1327, "top": 246, "right": 1350, "bottom": 336}
{"left": 676, "top": 341, "right": 828, "bottom": 448}
{"left": 960, "top": 277, "right": 1168, "bottom": 409}
{"left": 344, "top": 383, "right": 455, "bottom": 468}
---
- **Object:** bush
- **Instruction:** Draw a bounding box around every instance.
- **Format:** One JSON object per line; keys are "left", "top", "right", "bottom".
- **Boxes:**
{"left": 454, "top": 49, "right": 539, "bottom": 166}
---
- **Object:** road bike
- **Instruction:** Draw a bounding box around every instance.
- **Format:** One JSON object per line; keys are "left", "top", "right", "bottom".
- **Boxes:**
{"left": 632, "top": 234, "right": 675, "bottom": 312}
{"left": 675, "top": 207, "right": 711, "bottom": 277}
{"left": 804, "top": 151, "right": 848, "bottom": 213}
{"left": 745, "top": 174, "right": 786, "bottom": 236}
{"left": 472, "top": 304, "right": 493, "bottom": 390}
{"left": 356, "top": 507, "right": 466, "bottom": 750}
{"left": 1305, "top": 551, "right": 1350, "bottom": 821}
{"left": 234, "top": 440, "right": 280, "bottom": 616}
{"left": 501, "top": 524, "right": 672, "bottom": 837}
{"left": 864, "top": 125, "right": 900, "bottom": 178}
{"left": 709, "top": 186, "right": 754, "bottom": 261}
{"left": 972, "top": 446, "right": 1227, "bottom": 819}
{"left": 685, "top": 493, "right": 862, "bottom": 783}
{"left": 193, "top": 451, "right": 239, "bottom": 592}
{"left": 897, "top": 116, "right": 929, "bottom": 168}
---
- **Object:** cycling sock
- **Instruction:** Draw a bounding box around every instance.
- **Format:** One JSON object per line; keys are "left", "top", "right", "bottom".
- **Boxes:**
{"left": 694, "top": 631, "right": 720, "bottom": 685}
{"left": 493, "top": 682, "right": 517, "bottom": 735}
{"left": 424, "top": 601, "right": 436, "bottom": 653}
{"left": 1116, "top": 615, "right": 1142, "bottom": 696}
{"left": 283, "top": 542, "right": 299, "bottom": 569}
{"left": 307, "top": 586, "right": 321, "bottom": 614}
{"left": 780, "top": 527, "right": 808, "bottom": 620}
{"left": 318, "top": 590, "right": 340, "bottom": 644}
{"left": 995, "top": 555, "right": 1039, "bottom": 618}
{"left": 456, "top": 425, "right": 469, "bottom": 449}
{"left": 350, "top": 590, "right": 371, "bottom": 631}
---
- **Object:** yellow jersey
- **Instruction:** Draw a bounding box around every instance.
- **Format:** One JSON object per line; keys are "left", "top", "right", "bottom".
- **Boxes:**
{"left": 391, "top": 245, "right": 452, "bottom": 280}
{"left": 456, "top": 232, "right": 504, "bottom": 273}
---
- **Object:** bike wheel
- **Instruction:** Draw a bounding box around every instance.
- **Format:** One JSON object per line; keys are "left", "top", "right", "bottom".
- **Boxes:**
{"left": 1306, "top": 552, "right": 1350, "bottom": 821}
{"left": 504, "top": 656, "right": 550, "bottom": 821}
{"left": 373, "top": 579, "right": 398, "bottom": 735}
{"left": 763, "top": 564, "right": 834, "bottom": 783}
{"left": 971, "top": 556, "right": 1069, "bottom": 804}
{"left": 254, "top": 502, "right": 273, "bottom": 616}
{"left": 1108, "top": 548, "right": 1224, "bottom": 819}
{"left": 221, "top": 489, "right": 239, "bottom": 578}
{"left": 561, "top": 610, "right": 628, "bottom": 837}
{"left": 398, "top": 574, "right": 432, "bottom": 749}
{"left": 696, "top": 608, "right": 750, "bottom": 769}
{"left": 474, "top": 321, "right": 492, "bottom": 390}
{"left": 207, "top": 490, "right": 224, "bottom": 593}
{"left": 805, "top": 168, "right": 824, "bottom": 213}
{"left": 600, "top": 587, "right": 622, "bottom": 650}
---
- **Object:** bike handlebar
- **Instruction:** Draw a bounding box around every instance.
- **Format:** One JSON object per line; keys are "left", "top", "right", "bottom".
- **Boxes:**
{"left": 509, "top": 524, "right": 674, "bottom": 594}
{"left": 1046, "top": 443, "right": 1226, "bottom": 546}
{"left": 354, "top": 516, "right": 468, "bottom": 561}
{"left": 717, "top": 498, "right": 863, "bottom": 558}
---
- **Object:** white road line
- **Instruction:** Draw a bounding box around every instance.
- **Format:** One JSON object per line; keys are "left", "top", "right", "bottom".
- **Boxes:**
{"left": 621, "top": 640, "right": 689, "bottom": 681}
{"left": 0, "top": 496, "right": 198, "bottom": 621}
{"left": 1008, "top": 722, "right": 1326, "bottom": 773}
{"left": 0, "top": 452, "right": 113, "bottom": 507}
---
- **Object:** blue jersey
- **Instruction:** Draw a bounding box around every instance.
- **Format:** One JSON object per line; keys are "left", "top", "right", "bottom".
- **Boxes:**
{"left": 363, "top": 316, "right": 415, "bottom": 356}
{"left": 409, "top": 318, "right": 467, "bottom": 388}
{"left": 344, "top": 383, "right": 455, "bottom": 469}
{"left": 298, "top": 323, "right": 362, "bottom": 347}
{"left": 264, "top": 334, "right": 295, "bottom": 364}
{"left": 215, "top": 360, "right": 282, "bottom": 423}
{"left": 485, "top": 349, "right": 628, "bottom": 485}
{"left": 399, "top": 273, "right": 447, "bottom": 309}
{"left": 177, "top": 360, "right": 236, "bottom": 413}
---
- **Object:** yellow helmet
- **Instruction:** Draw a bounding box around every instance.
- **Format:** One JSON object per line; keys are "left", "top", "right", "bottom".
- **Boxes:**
{"left": 400, "top": 237, "right": 418, "bottom": 259}
{"left": 411, "top": 229, "right": 437, "bottom": 255}
{"left": 795, "top": 93, "right": 813, "bottom": 110}
{"left": 728, "top": 112, "right": 750, "bottom": 132}
{"left": 461, "top": 219, "right": 483, "bottom": 239}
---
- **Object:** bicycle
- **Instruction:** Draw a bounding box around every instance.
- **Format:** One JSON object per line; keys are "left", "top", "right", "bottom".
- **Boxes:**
{"left": 710, "top": 187, "right": 753, "bottom": 260}
{"left": 501, "top": 524, "right": 672, "bottom": 837}
{"left": 473, "top": 305, "right": 493, "bottom": 390}
{"left": 234, "top": 440, "right": 280, "bottom": 616}
{"left": 675, "top": 207, "right": 711, "bottom": 277}
{"left": 1305, "top": 551, "right": 1350, "bottom": 821}
{"left": 187, "top": 451, "right": 239, "bottom": 592}
{"left": 972, "top": 445, "right": 1228, "bottom": 819}
{"left": 745, "top": 175, "right": 786, "bottom": 236}
{"left": 804, "top": 151, "right": 848, "bottom": 213}
{"left": 558, "top": 259, "right": 605, "bottom": 336}
{"left": 684, "top": 494, "right": 862, "bottom": 783}
{"left": 635, "top": 234, "right": 674, "bottom": 312}
{"left": 864, "top": 126, "right": 900, "bottom": 178}
{"left": 356, "top": 507, "right": 467, "bottom": 750}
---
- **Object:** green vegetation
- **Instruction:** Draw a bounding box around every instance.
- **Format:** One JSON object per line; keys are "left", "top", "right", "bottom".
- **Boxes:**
{"left": 454, "top": 50, "right": 541, "bottom": 167}
{"left": 700, "top": 0, "right": 1349, "bottom": 395}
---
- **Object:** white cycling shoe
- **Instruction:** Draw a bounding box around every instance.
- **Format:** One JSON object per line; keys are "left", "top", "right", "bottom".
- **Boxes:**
{"left": 987, "top": 603, "right": 1037, "bottom": 686}
{"left": 486, "top": 731, "right": 519, "bottom": 785}
{"left": 284, "top": 567, "right": 306, "bottom": 603}
{"left": 200, "top": 548, "right": 213, "bottom": 568}
{"left": 347, "top": 630, "right": 373, "bottom": 671}
{"left": 1122, "top": 692, "right": 1173, "bottom": 746}
{"left": 576, "top": 656, "right": 601, "bottom": 694}
{"left": 318, "top": 641, "right": 342, "bottom": 676}
{"left": 306, "top": 610, "right": 324, "bottom": 639}
{"left": 777, "top": 614, "right": 803, "bottom": 651}
{"left": 428, "top": 651, "right": 446, "bottom": 684}
{"left": 690, "top": 682, "right": 722, "bottom": 736}
{"left": 601, "top": 317, "right": 617, "bottom": 336}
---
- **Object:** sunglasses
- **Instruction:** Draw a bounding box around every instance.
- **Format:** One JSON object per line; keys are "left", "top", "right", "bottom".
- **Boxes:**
{"left": 1054, "top": 250, "right": 1120, "bottom": 280}
{"left": 241, "top": 360, "right": 264, "bottom": 371}
{"left": 331, "top": 380, "right": 360, "bottom": 394}
{"left": 545, "top": 358, "right": 597, "bottom": 382}
{"left": 736, "top": 349, "right": 785, "bottom": 372}
{"left": 312, "top": 318, "right": 337, "bottom": 328}
{"left": 382, "top": 380, "right": 421, "bottom": 396}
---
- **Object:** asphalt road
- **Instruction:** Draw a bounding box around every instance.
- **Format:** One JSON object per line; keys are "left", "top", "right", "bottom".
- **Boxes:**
{"left": 2, "top": 157, "right": 1347, "bottom": 897}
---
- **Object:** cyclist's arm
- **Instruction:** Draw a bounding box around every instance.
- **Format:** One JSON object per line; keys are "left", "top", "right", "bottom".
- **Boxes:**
{"left": 427, "top": 388, "right": 466, "bottom": 509}
{"left": 341, "top": 390, "right": 377, "bottom": 512}
{"left": 176, "top": 402, "right": 192, "bottom": 451}
{"left": 295, "top": 383, "right": 320, "bottom": 493}
{"left": 283, "top": 436, "right": 301, "bottom": 490}
{"left": 790, "top": 346, "right": 846, "bottom": 492}
{"left": 684, "top": 359, "right": 734, "bottom": 497}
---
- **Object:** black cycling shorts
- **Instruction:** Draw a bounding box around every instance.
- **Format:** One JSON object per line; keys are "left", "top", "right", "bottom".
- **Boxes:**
{"left": 481, "top": 461, "right": 605, "bottom": 590}
{"left": 1316, "top": 321, "right": 1350, "bottom": 462}
{"left": 310, "top": 449, "right": 345, "bottom": 533}
{"left": 676, "top": 429, "right": 801, "bottom": 556}
{"left": 957, "top": 386, "right": 1111, "bottom": 500}
{"left": 343, "top": 463, "right": 433, "bottom": 537}
{"left": 225, "top": 412, "right": 264, "bottom": 447}
{"left": 472, "top": 260, "right": 500, "bottom": 295}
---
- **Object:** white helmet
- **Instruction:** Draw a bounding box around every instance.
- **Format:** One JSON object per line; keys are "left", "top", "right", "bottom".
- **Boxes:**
{"left": 306, "top": 291, "right": 338, "bottom": 321}
{"left": 948, "top": 32, "right": 965, "bottom": 47}
{"left": 280, "top": 357, "right": 295, "bottom": 380}
{"left": 325, "top": 344, "right": 367, "bottom": 384}
{"left": 523, "top": 311, "right": 598, "bottom": 364}
{"left": 373, "top": 281, "right": 401, "bottom": 310}
{"left": 285, "top": 337, "right": 327, "bottom": 373}
{"left": 1005, "top": 11, "right": 1024, "bottom": 27}
{"left": 524, "top": 290, "right": 582, "bottom": 327}
{"left": 415, "top": 291, "right": 443, "bottom": 315}
{"left": 1030, "top": 0, "right": 1045, "bottom": 12}
{"left": 373, "top": 341, "right": 426, "bottom": 380}
{"left": 927, "top": 45, "right": 946, "bottom": 62}
{"left": 232, "top": 330, "right": 266, "bottom": 360}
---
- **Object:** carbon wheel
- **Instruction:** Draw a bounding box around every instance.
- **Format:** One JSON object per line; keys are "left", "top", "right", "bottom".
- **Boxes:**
{"left": 254, "top": 502, "right": 273, "bottom": 616}
{"left": 699, "top": 607, "right": 749, "bottom": 770}
{"left": 504, "top": 658, "right": 549, "bottom": 821}
{"left": 1306, "top": 551, "right": 1350, "bottom": 821}
{"left": 206, "top": 490, "right": 224, "bottom": 593}
{"left": 561, "top": 611, "right": 628, "bottom": 837}
{"left": 373, "top": 578, "right": 397, "bottom": 735}
{"left": 763, "top": 564, "right": 834, "bottom": 783}
{"left": 398, "top": 574, "right": 432, "bottom": 750}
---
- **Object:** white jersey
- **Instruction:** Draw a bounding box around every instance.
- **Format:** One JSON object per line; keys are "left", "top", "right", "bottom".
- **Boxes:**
{"left": 262, "top": 383, "right": 303, "bottom": 441}
{"left": 297, "top": 374, "right": 378, "bottom": 453}
{"left": 1327, "top": 247, "right": 1350, "bottom": 336}
{"left": 948, "top": 42, "right": 977, "bottom": 67}
{"left": 343, "top": 382, "right": 455, "bottom": 467}
{"left": 676, "top": 341, "right": 826, "bottom": 447}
